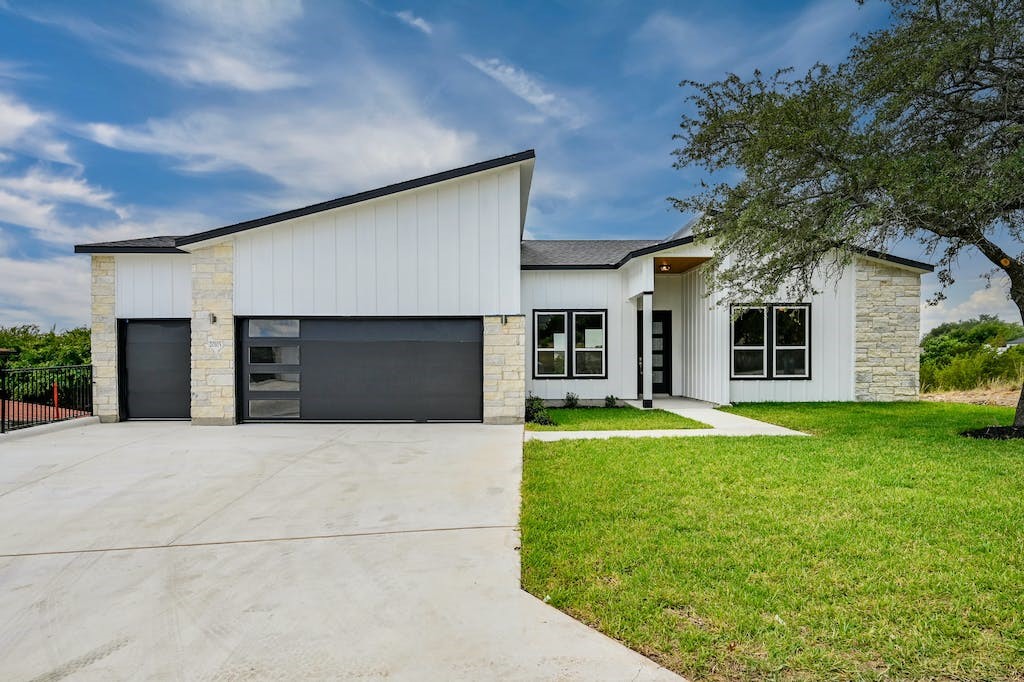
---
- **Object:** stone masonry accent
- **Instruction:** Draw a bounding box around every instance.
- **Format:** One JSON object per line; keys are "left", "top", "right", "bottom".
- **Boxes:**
{"left": 190, "top": 243, "right": 235, "bottom": 425}
{"left": 483, "top": 315, "right": 525, "bottom": 424}
{"left": 90, "top": 255, "right": 119, "bottom": 422}
{"left": 854, "top": 257, "right": 921, "bottom": 401}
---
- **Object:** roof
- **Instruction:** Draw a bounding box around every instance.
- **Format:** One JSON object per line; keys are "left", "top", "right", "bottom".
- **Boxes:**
{"left": 1007, "top": 337, "right": 1024, "bottom": 346}
{"left": 75, "top": 150, "right": 536, "bottom": 253}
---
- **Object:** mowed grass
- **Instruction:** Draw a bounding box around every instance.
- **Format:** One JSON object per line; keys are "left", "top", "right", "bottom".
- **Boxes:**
{"left": 521, "top": 402, "right": 1024, "bottom": 681}
{"left": 525, "top": 407, "right": 709, "bottom": 431}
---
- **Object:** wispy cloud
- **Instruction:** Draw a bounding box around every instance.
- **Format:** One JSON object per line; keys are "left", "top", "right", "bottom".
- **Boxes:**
{"left": 8, "top": 0, "right": 308, "bottom": 91}
{"left": 0, "top": 92, "right": 74, "bottom": 165}
{"left": 0, "top": 255, "right": 90, "bottom": 328}
{"left": 921, "top": 276, "right": 1020, "bottom": 332}
{"left": 627, "top": 0, "right": 888, "bottom": 78}
{"left": 464, "top": 56, "right": 587, "bottom": 129}
{"left": 394, "top": 10, "right": 433, "bottom": 35}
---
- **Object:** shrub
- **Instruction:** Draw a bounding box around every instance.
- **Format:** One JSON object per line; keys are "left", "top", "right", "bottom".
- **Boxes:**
{"left": 604, "top": 395, "right": 619, "bottom": 408}
{"left": 0, "top": 325, "right": 91, "bottom": 368}
{"left": 564, "top": 392, "right": 579, "bottom": 408}
{"left": 525, "top": 394, "right": 553, "bottom": 425}
{"left": 922, "top": 345, "right": 1024, "bottom": 392}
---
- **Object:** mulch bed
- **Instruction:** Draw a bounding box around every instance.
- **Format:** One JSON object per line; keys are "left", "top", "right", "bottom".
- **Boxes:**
{"left": 961, "top": 425, "right": 1024, "bottom": 440}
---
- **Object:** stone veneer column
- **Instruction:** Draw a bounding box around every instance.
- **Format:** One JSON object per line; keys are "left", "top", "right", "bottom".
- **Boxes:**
{"left": 854, "top": 257, "right": 921, "bottom": 401}
{"left": 483, "top": 315, "right": 525, "bottom": 424}
{"left": 190, "top": 243, "right": 236, "bottom": 425}
{"left": 90, "top": 255, "right": 119, "bottom": 422}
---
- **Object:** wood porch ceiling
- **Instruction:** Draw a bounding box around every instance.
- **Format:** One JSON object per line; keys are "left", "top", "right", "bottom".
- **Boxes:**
{"left": 654, "top": 257, "right": 709, "bottom": 274}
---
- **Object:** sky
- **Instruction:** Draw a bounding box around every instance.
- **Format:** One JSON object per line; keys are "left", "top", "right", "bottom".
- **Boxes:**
{"left": 0, "top": 0, "right": 1018, "bottom": 332}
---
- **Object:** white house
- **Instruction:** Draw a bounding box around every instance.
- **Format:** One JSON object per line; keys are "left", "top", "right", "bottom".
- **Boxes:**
{"left": 76, "top": 150, "right": 931, "bottom": 425}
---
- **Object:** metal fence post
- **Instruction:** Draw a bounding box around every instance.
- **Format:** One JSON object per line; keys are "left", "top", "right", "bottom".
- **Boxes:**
{"left": 1, "top": 365, "right": 7, "bottom": 434}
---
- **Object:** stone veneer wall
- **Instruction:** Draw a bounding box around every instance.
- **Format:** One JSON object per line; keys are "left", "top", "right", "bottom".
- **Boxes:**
{"left": 483, "top": 315, "right": 525, "bottom": 424}
{"left": 854, "top": 257, "right": 921, "bottom": 401}
{"left": 190, "top": 243, "right": 236, "bottom": 425}
{"left": 90, "top": 255, "right": 119, "bottom": 422}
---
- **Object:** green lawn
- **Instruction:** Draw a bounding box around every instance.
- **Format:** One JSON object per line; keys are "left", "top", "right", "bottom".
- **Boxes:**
{"left": 525, "top": 406, "right": 709, "bottom": 431}
{"left": 521, "top": 402, "right": 1024, "bottom": 681}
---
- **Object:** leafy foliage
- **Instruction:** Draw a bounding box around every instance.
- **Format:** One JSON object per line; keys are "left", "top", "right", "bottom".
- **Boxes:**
{"left": 673, "top": 0, "right": 1024, "bottom": 423}
{"left": 603, "top": 394, "right": 619, "bottom": 408}
{"left": 525, "top": 394, "right": 554, "bottom": 425}
{"left": 0, "top": 325, "right": 91, "bottom": 368}
{"left": 563, "top": 392, "right": 579, "bottom": 408}
{"left": 920, "top": 315, "right": 1024, "bottom": 390}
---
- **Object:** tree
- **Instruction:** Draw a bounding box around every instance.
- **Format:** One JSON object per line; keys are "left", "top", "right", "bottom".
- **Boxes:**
{"left": 673, "top": 0, "right": 1024, "bottom": 427}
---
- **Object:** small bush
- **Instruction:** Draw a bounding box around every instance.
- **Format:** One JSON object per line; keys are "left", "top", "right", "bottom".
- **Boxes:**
{"left": 604, "top": 395, "right": 619, "bottom": 408}
{"left": 922, "top": 345, "right": 1024, "bottom": 392}
{"left": 564, "top": 392, "right": 579, "bottom": 408}
{"left": 525, "top": 394, "right": 553, "bottom": 425}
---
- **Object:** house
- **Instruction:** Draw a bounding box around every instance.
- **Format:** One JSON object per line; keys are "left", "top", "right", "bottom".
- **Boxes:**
{"left": 75, "top": 150, "right": 933, "bottom": 425}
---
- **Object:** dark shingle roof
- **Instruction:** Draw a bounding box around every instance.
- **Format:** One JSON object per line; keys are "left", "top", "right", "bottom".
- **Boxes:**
{"left": 73, "top": 236, "right": 186, "bottom": 253}
{"left": 521, "top": 240, "right": 663, "bottom": 268}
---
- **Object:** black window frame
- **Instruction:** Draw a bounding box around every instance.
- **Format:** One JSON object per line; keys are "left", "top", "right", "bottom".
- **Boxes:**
{"left": 532, "top": 308, "right": 608, "bottom": 380}
{"left": 730, "top": 303, "right": 812, "bottom": 381}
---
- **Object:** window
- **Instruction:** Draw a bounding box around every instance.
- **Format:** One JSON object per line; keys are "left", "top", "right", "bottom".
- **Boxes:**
{"left": 249, "top": 373, "right": 300, "bottom": 391}
{"left": 731, "top": 304, "right": 810, "bottom": 379}
{"left": 535, "top": 312, "right": 567, "bottom": 377}
{"left": 534, "top": 310, "right": 607, "bottom": 378}
{"left": 250, "top": 346, "right": 300, "bottom": 364}
{"left": 248, "top": 319, "right": 299, "bottom": 338}
{"left": 773, "top": 306, "right": 809, "bottom": 378}
{"left": 732, "top": 307, "right": 767, "bottom": 378}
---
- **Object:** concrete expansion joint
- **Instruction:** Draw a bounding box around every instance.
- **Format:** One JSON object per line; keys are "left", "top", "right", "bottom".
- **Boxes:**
{"left": 0, "top": 524, "right": 519, "bottom": 559}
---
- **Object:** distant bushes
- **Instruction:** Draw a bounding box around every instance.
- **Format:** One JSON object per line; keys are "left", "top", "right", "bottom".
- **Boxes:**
{"left": 0, "top": 325, "right": 91, "bottom": 368}
{"left": 920, "top": 315, "right": 1024, "bottom": 392}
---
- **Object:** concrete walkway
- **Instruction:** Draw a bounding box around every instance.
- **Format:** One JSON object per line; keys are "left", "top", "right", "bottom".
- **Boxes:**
{"left": 526, "top": 397, "right": 807, "bottom": 441}
{"left": 0, "top": 421, "right": 681, "bottom": 681}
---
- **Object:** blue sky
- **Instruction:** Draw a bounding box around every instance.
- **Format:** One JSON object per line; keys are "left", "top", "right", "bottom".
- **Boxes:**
{"left": 0, "top": 0, "right": 1016, "bottom": 331}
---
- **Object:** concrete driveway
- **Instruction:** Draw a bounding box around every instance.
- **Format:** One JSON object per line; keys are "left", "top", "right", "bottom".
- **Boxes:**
{"left": 0, "top": 421, "right": 678, "bottom": 681}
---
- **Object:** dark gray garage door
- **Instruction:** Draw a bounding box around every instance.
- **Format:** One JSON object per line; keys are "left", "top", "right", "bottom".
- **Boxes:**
{"left": 120, "top": 319, "right": 191, "bottom": 419}
{"left": 240, "top": 318, "right": 483, "bottom": 422}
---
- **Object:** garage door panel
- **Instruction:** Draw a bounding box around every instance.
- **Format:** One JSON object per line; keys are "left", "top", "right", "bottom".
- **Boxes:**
{"left": 241, "top": 318, "right": 482, "bottom": 422}
{"left": 122, "top": 319, "right": 191, "bottom": 419}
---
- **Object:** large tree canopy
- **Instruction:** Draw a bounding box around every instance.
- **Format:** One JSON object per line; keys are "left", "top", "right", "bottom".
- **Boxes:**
{"left": 673, "top": 0, "right": 1024, "bottom": 426}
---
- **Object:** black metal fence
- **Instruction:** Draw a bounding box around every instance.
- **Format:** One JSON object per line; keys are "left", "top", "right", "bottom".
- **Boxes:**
{"left": 0, "top": 365, "right": 93, "bottom": 433}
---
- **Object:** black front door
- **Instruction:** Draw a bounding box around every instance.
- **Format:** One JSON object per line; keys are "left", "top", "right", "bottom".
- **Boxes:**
{"left": 120, "top": 319, "right": 191, "bottom": 419}
{"left": 637, "top": 310, "right": 672, "bottom": 395}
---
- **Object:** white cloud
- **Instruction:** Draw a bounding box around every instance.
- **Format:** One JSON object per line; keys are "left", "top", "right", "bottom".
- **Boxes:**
{"left": 0, "top": 92, "right": 73, "bottom": 165}
{"left": 921, "top": 277, "right": 1021, "bottom": 332}
{"left": 627, "top": 0, "right": 886, "bottom": 77}
{"left": 0, "top": 255, "right": 90, "bottom": 328}
{"left": 11, "top": 0, "right": 307, "bottom": 92}
{"left": 464, "top": 56, "right": 587, "bottom": 129}
{"left": 85, "top": 106, "right": 479, "bottom": 203}
{"left": 394, "top": 10, "right": 433, "bottom": 35}
{"left": 0, "top": 168, "right": 121, "bottom": 215}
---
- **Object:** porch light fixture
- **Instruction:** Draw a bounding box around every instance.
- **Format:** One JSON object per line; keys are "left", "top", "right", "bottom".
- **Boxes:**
{"left": 658, "top": 263, "right": 672, "bottom": 273}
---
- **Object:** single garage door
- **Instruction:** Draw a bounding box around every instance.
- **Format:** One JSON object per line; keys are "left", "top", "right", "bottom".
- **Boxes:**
{"left": 240, "top": 318, "right": 483, "bottom": 422}
{"left": 120, "top": 319, "right": 191, "bottom": 419}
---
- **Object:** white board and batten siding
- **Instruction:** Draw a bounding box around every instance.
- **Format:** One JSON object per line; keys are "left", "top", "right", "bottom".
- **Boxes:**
{"left": 522, "top": 269, "right": 639, "bottom": 400}
{"left": 114, "top": 254, "right": 192, "bottom": 318}
{"left": 727, "top": 266, "right": 856, "bottom": 402}
{"left": 233, "top": 167, "right": 522, "bottom": 317}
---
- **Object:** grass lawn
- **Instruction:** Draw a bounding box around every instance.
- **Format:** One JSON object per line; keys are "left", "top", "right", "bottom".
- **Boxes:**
{"left": 521, "top": 402, "right": 1024, "bottom": 681}
{"left": 525, "top": 406, "right": 709, "bottom": 431}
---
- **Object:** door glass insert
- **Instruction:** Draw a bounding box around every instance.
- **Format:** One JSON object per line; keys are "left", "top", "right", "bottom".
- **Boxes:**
{"left": 250, "top": 346, "right": 300, "bottom": 364}
{"left": 249, "top": 319, "right": 299, "bottom": 338}
{"left": 249, "top": 373, "right": 300, "bottom": 391}
{"left": 248, "top": 399, "right": 300, "bottom": 418}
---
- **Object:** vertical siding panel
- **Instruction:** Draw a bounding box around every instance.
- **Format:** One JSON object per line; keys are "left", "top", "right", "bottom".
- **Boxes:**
{"left": 395, "top": 194, "right": 419, "bottom": 316}
{"left": 251, "top": 232, "right": 275, "bottom": 316}
{"left": 234, "top": 236, "right": 250, "bottom": 315}
{"left": 458, "top": 179, "right": 480, "bottom": 313}
{"left": 436, "top": 184, "right": 460, "bottom": 313}
{"left": 375, "top": 201, "right": 399, "bottom": 314}
{"left": 477, "top": 172, "right": 501, "bottom": 313}
{"left": 497, "top": 168, "right": 521, "bottom": 313}
{"left": 292, "top": 219, "right": 316, "bottom": 315}
{"left": 336, "top": 210, "right": 358, "bottom": 314}
{"left": 313, "top": 215, "right": 337, "bottom": 313}
{"left": 416, "top": 190, "right": 439, "bottom": 314}
{"left": 272, "top": 226, "right": 293, "bottom": 314}
{"left": 355, "top": 206, "right": 376, "bottom": 315}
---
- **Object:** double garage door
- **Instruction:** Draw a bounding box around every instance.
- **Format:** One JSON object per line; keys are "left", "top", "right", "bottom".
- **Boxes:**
{"left": 120, "top": 318, "right": 483, "bottom": 422}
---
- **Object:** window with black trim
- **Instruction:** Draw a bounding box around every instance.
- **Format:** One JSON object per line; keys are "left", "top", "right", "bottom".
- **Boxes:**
{"left": 731, "top": 304, "right": 810, "bottom": 379}
{"left": 534, "top": 310, "right": 607, "bottom": 378}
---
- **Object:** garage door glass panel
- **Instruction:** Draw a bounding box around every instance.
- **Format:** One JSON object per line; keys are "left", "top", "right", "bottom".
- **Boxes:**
{"left": 249, "top": 319, "right": 299, "bottom": 338}
{"left": 249, "top": 346, "right": 300, "bottom": 364}
{"left": 249, "top": 373, "right": 300, "bottom": 391}
{"left": 248, "top": 399, "right": 300, "bottom": 418}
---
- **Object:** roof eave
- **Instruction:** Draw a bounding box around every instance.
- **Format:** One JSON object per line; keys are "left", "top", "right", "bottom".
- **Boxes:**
{"left": 73, "top": 245, "right": 188, "bottom": 254}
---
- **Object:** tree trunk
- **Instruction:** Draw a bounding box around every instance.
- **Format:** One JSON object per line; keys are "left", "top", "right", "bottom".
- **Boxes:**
{"left": 1016, "top": 296, "right": 1024, "bottom": 428}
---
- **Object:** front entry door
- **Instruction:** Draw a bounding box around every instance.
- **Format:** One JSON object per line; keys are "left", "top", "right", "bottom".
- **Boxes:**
{"left": 637, "top": 310, "right": 672, "bottom": 395}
